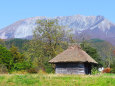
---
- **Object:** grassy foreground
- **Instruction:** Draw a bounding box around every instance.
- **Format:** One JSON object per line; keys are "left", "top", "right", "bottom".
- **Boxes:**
{"left": 0, "top": 73, "right": 115, "bottom": 86}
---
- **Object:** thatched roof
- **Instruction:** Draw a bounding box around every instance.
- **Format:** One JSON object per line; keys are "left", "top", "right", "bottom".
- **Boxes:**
{"left": 49, "top": 44, "right": 97, "bottom": 64}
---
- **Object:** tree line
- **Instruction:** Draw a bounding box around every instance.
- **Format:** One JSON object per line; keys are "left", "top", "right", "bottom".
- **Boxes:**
{"left": 0, "top": 19, "right": 115, "bottom": 73}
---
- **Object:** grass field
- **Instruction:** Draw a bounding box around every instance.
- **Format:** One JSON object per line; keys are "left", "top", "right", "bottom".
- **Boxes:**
{"left": 0, "top": 73, "right": 115, "bottom": 86}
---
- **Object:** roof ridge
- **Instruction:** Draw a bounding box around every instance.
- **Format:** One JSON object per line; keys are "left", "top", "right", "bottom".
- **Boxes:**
{"left": 49, "top": 44, "right": 97, "bottom": 64}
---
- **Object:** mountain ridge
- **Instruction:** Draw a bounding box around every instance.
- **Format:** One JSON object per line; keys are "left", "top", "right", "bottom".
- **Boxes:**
{"left": 0, "top": 15, "right": 115, "bottom": 45}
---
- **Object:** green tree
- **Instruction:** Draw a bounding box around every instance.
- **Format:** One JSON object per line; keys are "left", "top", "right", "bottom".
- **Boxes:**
{"left": 80, "top": 41, "right": 102, "bottom": 66}
{"left": 10, "top": 45, "right": 24, "bottom": 63}
{"left": 0, "top": 44, "right": 13, "bottom": 71}
{"left": 10, "top": 45, "right": 32, "bottom": 71}
{"left": 27, "top": 19, "right": 71, "bottom": 72}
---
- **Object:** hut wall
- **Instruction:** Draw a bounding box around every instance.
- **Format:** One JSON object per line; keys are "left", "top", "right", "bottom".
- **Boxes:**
{"left": 55, "top": 63, "right": 85, "bottom": 74}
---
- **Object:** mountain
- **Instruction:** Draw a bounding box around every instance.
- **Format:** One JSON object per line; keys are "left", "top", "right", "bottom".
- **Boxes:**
{"left": 0, "top": 15, "right": 115, "bottom": 45}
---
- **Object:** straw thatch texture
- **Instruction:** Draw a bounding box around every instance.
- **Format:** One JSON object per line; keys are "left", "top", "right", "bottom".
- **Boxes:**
{"left": 49, "top": 45, "right": 97, "bottom": 64}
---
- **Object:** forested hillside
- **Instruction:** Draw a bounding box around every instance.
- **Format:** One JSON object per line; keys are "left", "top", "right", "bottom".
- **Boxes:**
{"left": 1, "top": 38, "right": 115, "bottom": 68}
{"left": 89, "top": 39, "right": 115, "bottom": 67}
{"left": 5, "top": 39, "right": 29, "bottom": 52}
{"left": 0, "top": 19, "right": 115, "bottom": 74}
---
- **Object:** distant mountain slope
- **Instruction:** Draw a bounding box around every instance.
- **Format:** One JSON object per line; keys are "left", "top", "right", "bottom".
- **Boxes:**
{"left": 0, "top": 15, "right": 115, "bottom": 45}
{"left": 89, "top": 39, "right": 115, "bottom": 62}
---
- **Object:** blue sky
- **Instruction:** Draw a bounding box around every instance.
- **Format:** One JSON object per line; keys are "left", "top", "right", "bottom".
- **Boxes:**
{"left": 0, "top": 0, "right": 115, "bottom": 29}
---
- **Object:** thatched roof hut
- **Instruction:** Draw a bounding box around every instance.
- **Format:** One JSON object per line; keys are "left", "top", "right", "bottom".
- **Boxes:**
{"left": 49, "top": 44, "right": 97, "bottom": 74}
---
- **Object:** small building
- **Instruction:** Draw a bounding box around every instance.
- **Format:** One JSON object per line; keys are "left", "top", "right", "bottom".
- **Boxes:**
{"left": 49, "top": 45, "right": 97, "bottom": 74}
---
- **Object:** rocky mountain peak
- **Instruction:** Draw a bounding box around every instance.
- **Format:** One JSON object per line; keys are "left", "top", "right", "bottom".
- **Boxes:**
{"left": 0, "top": 15, "right": 115, "bottom": 45}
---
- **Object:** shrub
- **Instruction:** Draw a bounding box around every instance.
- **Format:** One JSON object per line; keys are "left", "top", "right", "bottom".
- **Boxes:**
{"left": 110, "top": 60, "right": 115, "bottom": 73}
{"left": 14, "top": 61, "right": 32, "bottom": 71}
{"left": 91, "top": 67, "right": 100, "bottom": 75}
{"left": 44, "top": 61, "right": 54, "bottom": 73}
{"left": 111, "top": 68, "right": 115, "bottom": 73}
{"left": 0, "top": 64, "right": 8, "bottom": 74}
{"left": 102, "top": 68, "right": 111, "bottom": 73}
{"left": 27, "top": 68, "right": 38, "bottom": 73}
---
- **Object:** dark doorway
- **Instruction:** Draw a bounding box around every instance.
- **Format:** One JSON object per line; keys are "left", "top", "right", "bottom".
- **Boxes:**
{"left": 84, "top": 63, "right": 91, "bottom": 74}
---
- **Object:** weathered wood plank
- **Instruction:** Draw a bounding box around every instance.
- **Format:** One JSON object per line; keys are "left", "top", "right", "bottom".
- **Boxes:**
{"left": 55, "top": 63, "right": 85, "bottom": 74}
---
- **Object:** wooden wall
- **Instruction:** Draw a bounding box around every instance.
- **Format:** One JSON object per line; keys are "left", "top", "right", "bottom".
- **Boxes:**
{"left": 55, "top": 62, "right": 85, "bottom": 74}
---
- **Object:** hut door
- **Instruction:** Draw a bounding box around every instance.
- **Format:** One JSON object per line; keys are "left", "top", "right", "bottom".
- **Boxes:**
{"left": 85, "top": 65, "right": 88, "bottom": 74}
{"left": 85, "top": 63, "right": 91, "bottom": 74}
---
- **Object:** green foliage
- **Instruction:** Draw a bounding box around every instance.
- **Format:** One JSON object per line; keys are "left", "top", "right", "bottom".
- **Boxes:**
{"left": 14, "top": 62, "right": 32, "bottom": 71}
{"left": 91, "top": 67, "right": 100, "bottom": 75}
{"left": 26, "top": 19, "right": 70, "bottom": 72}
{"left": 33, "top": 19, "right": 68, "bottom": 57}
{"left": 111, "top": 60, "right": 115, "bottom": 73}
{"left": 0, "top": 44, "right": 13, "bottom": 71}
{"left": 89, "top": 39, "right": 115, "bottom": 67}
{"left": 10, "top": 46, "right": 24, "bottom": 63}
{"left": 80, "top": 41, "right": 101, "bottom": 66}
{"left": 0, "top": 64, "right": 8, "bottom": 74}
{"left": 10, "top": 46, "right": 32, "bottom": 71}
{"left": 5, "top": 38, "right": 29, "bottom": 52}
{"left": 111, "top": 69, "right": 115, "bottom": 73}
{"left": 44, "top": 61, "right": 54, "bottom": 73}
